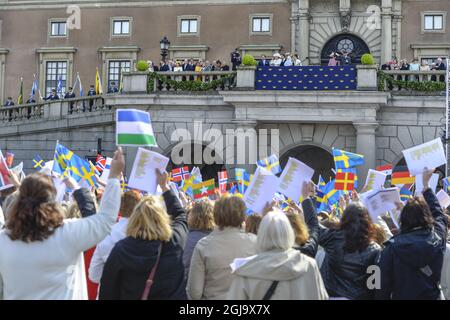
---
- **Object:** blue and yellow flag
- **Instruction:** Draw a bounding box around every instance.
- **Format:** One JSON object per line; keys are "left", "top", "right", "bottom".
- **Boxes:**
{"left": 53, "top": 143, "right": 74, "bottom": 175}
{"left": 317, "top": 175, "right": 326, "bottom": 192}
{"left": 442, "top": 177, "right": 450, "bottom": 193}
{"left": 323, "top": 180, "right": 342, "bottom": 208}
{"left": 256, "top": 154, "right": 281, "bottom": 175}
{"left": 332, "top": 148, "right": 364, "bottom": 169}
{"left": 67, "top": 153, "right": 98, "bottom": 187}
{"left": 32, "top": 155, "right": 45, "bottom": 170}
{"left": 400, "top": 187, "right": 413, "bottom": 202}
{"left": 237, "top": 172, "right": 252, "bottom": 194}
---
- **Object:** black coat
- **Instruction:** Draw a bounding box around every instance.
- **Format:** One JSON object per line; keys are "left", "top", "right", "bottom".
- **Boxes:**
{"left": 293, "top": 198, "right": 319, "bottom": 258}
{"left": 98, "top": 189, "right": 188, "bottom": 300}
{"left": 319, "top": 225, "right": 382, "bottom": 299}
{"left": 375, "top": 188, "right": 448, "bottom": 300}
{"left": 73, "top": 188, "right": 97, "bottom": 218}
{"left": 64, "top": 92, "right": 76, "bottom": 99}
{"left": 258, "top": 60, "right": 269, "bottom": 67}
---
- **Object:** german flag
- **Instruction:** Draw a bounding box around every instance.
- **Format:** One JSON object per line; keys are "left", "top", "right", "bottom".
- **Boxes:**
{"left": 391, "top": 171, "right": 415, "bottom": 185}
{"left": 334, "top": 172, "right": 355, "bottom": 191}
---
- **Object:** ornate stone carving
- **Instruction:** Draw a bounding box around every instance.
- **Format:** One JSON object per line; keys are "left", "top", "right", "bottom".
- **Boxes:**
{"left": 340, "top": 10, "right": 352, "bottom": 31}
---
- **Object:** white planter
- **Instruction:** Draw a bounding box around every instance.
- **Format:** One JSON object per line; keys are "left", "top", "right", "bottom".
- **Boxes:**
{"left": 236, "top": 66, "right": 256, "bottom": 89}
{"left": 122, "top": 72, "right": 148, "bottom": 94}
{"left": 356, "top": 65, "right": 378, "bottom": 91}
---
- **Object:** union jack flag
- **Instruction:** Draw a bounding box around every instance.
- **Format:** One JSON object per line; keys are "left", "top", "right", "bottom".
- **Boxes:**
{"left": 171, "top": 166, "right": 190, "bottom": 182}
{"left": 95, "top": 154, "right": 106, "bottom": 173}
{"left": 218, "top": 171, "right": 228, "bottom": 193}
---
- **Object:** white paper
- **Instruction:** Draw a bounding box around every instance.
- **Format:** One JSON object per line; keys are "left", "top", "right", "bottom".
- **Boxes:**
{"left": 364, "top": 169, "right": 387, "bottom": 191}
{"left": 243, "top": 167, "right": 279, "bottom": 214}
{"left": 414, "top": 173, "right": 439, "bottom": 195}
{"left": 128, "top": 148, "right": 169, "bottom": 194}
{"left": 40, "top": 160, "right": 54, "bottom": 176}
{"left": 230, "top": 255, "right": 257, "bottom": 273}
{"left": 277, "top": 157, "right": 314, "bottom": 201}
{"left": 52, "top": 177, "right": 67, "bottom": 203}
{"left": 436, "top": 190, "right": 450, "bottom": 208}
{"left": 100, "top": 157, "right": 113, "bottom": 181}
{"left": 402, "top": 138, "right": 446, "bottom": 175}
{"left": 362, "top": 187, "right": 401, "bottom": 222}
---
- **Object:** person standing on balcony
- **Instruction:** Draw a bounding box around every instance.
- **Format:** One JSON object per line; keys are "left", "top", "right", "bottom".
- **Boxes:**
{"left": 420, "top": 61, "right": 430, "bottom": 71}
{"left": 270, "top": 53, "right": 282, "bottom": 66}
{"left": 64, "top": 87, "right": 76, "bottom": 113}
{"left": 186, "top": 59, "right": 195, "bottom": 72}
{"left": 258, "top": 55, "right": 270, "bottom": 67}
{"left": 284, "top": 53, "right": 293, "bottom": 67}
{"left": 328, "top": 53, "right": 339, "bottom": 67}
{"left": 435, "top": 58, "right": 446, "bottom": 82}
{"left": 293, "top": 54, "right": 303, "bottom": 66}
{"left": 44, "top": 89, "right": 59, "bottom": 101}
{"left": 173, "top": 62, "right": 183, "bottom": 72}
{"left": 231, "top": 48, "right": 241, "bottom": 71}
{"left": 108, "top": 82, "right": 119, "bottom": 94}
{"left": 339, "top": 50, "right": 351, "bottom": 66}
{"left": 3, "top": 97, "right": 14, "bottom": 107}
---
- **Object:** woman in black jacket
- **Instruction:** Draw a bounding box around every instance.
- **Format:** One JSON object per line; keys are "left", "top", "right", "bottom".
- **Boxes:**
{"left": 99, "top": 170, "right": 188, "bottom": 300}
{"left": 375, "top": 168, "right": 448, "bottom": 300}
{"left": 319, "top": 201, "right": 381, "bottom": 299}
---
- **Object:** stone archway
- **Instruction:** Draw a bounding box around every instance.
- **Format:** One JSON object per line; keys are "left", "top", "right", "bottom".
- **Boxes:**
{"left": 321, "top": 33, "right": 371, "bottom": 65}
{"left": 279, "top": 144, "right": 334, "bottom": 182}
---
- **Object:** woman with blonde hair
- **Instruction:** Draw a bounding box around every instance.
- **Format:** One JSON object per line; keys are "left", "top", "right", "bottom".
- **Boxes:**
{"left": 183, "top": 199, "right": 215, "bottom": 279}
{"left": 99, "top": 170, "right": 188, "bottom": 300}
{"left": 187, "top": 195, "right": 257, "bottom": 300}
{"left": 228, "top": 210, "right": 328, "bottom": 300}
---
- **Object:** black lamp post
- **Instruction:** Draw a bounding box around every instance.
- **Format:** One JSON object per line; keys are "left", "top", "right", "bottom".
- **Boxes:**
{"left": 160, "top": 36, "right": 170, "bottom": 61}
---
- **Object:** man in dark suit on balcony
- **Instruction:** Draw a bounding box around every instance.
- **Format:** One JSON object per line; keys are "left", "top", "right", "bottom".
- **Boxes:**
{"left": 258, "top": 55, "right": 270, "bottom": 67}
{"left": 44, "top": 89, "right": 60, "bottom": 101}
{"left": 64, "top": 87, "right": 76, "bottom": 113}
{"left": 4, "top": 97, "right": 14, "bottom": 107}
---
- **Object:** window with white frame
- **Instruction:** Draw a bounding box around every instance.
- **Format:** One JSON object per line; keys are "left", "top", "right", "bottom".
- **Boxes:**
{"left": 50, "top": 21, "right": 67, "bottom": 37}
{"left": 180, "top": 19, "right": 198, "bottom": 34}
{"left": 45, "top": 61, "right": 67, "bottom": 96}
{"left": 108, "top": 60, "right": 131, "bottom": 90}
{"left": 252, "top": 17, "right": 271, "bottom": 33}
{"left": 112, "top": 19, "right": 131, "bottom": 35}
{"left": 424, "top": 14, "right": 443, "bottom": 30}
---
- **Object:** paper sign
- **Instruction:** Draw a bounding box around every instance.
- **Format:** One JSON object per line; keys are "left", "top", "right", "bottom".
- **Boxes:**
{"left": 362, "top": 187, "right": 401, "bottom": 222}
{"left": 40, "top": 160, "right": 54, "bottom": 176}
{"left": 436, "top": 190, "right": 450, "bottom": 208}
{"left": 402, "top": 138, "right": 446, "bottom": 175}
{"left": 230, "top": 255, "right": 257, "bottom": 273}
{"left": 414, "top": 173, "right": 439, "bottom": 195}
{"left": 364, "top": 169, "right": 387, "bottom": 191}
{"left": 278, "top": 157, "right": 314, "bottom": 201}
{"left": 128, "top": 148, "right": 169, "bottom": 194}
{"left": 243, "top": 167, "right": 279, "bottom": 214}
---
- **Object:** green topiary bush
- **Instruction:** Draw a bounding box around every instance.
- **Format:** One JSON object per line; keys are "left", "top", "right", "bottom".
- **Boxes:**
{"left": 136, "top": 60, "right": 149, "bottom": 72}
{"left": 242, "top": 54, "right": 257, "bottom": 67}
{"left": 361, "top": 53, "right": 375, "bottom": 65}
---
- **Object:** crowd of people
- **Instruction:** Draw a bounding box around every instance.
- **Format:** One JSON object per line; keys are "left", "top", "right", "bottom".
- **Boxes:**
{"left": 0, "top": 147, "right": 448, "bottom": 300}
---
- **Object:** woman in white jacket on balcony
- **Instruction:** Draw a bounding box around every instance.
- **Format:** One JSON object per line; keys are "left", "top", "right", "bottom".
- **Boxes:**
{"left": 0, "top": 148, "right": 124, "bottom": 300}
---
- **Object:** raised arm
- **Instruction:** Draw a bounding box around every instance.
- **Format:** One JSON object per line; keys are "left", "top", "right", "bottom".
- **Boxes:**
{"left": 61, "top": 148, "right": 125, "bottom": 254}
{"left": 422, "top": 169, "right": 448, "bottom": 248}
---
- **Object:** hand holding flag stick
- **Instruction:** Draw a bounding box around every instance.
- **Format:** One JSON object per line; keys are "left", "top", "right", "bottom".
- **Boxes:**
{"left": 156, "top": 169, "right": 170, "bottom": 193}
{"left": 301, "top": 180, "right": 316, "bottom": 200}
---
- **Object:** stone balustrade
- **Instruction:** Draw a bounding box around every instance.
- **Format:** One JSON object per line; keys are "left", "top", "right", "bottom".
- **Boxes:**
{"left": 379, "top": 70, "right": 447, "bottom": 91}
{"left": 151, "top": 71, "right": 236, "bottom": 92}
{"left": 0, "top": 96, "right": 108, "bottom": 123}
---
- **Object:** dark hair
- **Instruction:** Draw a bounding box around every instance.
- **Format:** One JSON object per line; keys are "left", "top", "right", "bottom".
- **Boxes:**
{"left": 6, "top": 173, "right": 64, "bottom": 242}
{"left": 400, "top": 197, "right": 434, "bottom": 232}
{"left": 339, "top": 203, "right": 376, "bottom": 253}
{"left": 245, "top": 214, "right": 262, "bottom": 235}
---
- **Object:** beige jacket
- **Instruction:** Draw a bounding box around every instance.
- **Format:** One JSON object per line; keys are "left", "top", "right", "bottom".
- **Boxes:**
{"left": 227, "top": 249, "right": 329, "bottom": 300}
{"left": 187, "top": 227, "right": 257, "bottom": 300}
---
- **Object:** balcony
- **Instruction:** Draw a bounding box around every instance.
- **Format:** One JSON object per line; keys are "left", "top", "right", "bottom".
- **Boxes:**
{"left": 378, "top": 70, "right": 446, "bottom": 94}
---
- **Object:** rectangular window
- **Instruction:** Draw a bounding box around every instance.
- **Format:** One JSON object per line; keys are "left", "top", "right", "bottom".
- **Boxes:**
{"left": 108, "top": 60, "right": 131, "bottom": 90}
{"left": 113, "top": 20, "right": 130, "bottom": 35}
{"left": 424, "top": 15, "right": 444, "bottom": 30}
{"left": 252, "top": 17, "right": 271, "bottom": 33}
{"left": 45, "top": 61, "right": 67, "bottom": 96}
{"left": 180, "top": 19, "right": 198, "bottom": 34}
{"left": 51, "top": 21, "right": 67, "bottom": 36}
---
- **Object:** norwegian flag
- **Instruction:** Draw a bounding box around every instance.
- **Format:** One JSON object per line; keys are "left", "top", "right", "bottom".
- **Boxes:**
{"left": 172, "top": 166, "right": 190, "bottom": 182}
{"left": 95, "top": 154, "right": 106, "bottom": 173}
{"left": 218, "top": 171, "right": 228, "bottom": 193}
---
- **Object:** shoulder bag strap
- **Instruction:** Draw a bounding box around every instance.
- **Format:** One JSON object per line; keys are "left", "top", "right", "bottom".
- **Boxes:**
{"left": 141, "top": 242, "right": 163, "bottom": 300}
{"left": 262, "top": 281, "right": 279, "bottom": 300}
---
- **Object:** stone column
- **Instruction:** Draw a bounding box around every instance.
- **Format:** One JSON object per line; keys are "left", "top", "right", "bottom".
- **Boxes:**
{"left": 381, "top": 0, "right": 393, "bottom": 64}
{"left": 353, "top": 121, "right": 378, "bottom": 188}
{"left": 0, "top": 49, "right": 8, "bottom": 104}
{"left": 298, "top": 0, "right": 310, "bottom": 65}
{"left": 290, "top": 16, "right": 299, "bottom": 54}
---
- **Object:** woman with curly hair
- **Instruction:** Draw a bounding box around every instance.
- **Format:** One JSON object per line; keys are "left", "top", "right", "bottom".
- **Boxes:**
{"left": 0, "top": 148, "right": 124, "bottom": 300}
{"left": 319, "top": 201, "right": 381, "bottom": 299}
